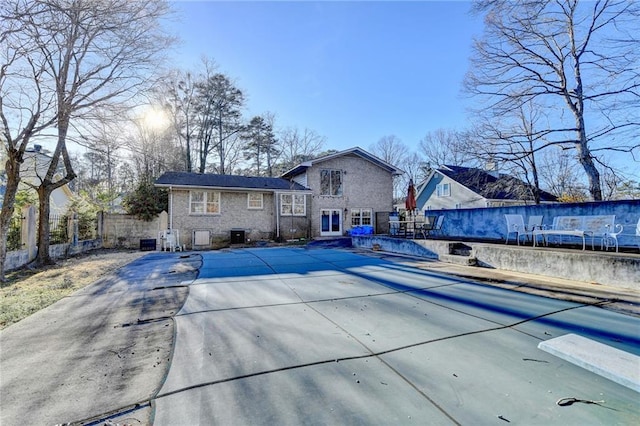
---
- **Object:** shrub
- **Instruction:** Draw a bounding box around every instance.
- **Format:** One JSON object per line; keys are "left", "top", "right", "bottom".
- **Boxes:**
{"left": 123, "top": 182, "right": 168, "bottom": 221}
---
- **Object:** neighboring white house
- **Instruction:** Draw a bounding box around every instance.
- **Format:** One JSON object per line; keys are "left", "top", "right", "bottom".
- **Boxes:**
{"left": 416, "top": 165, "right": 557, "bottom": 211}
{"left": 0, "top": 145, "right": 74, "bottom": 215}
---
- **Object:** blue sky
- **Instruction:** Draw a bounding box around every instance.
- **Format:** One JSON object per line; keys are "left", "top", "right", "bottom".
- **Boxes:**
{"left": 167, "top": 0, "right": 483, "bottom": 152}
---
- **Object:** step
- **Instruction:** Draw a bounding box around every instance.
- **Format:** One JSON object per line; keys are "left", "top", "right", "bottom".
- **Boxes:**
{"left": 439, "top": 254, "right": 477, "bottom": 266}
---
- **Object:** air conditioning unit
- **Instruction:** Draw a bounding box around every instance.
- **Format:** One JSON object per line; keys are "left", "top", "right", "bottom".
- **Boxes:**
{"left": 192, "top": 229, "right": 210, "bottom": 247}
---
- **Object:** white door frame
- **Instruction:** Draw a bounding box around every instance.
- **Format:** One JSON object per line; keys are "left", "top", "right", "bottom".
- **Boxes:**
{"left": 320, "top": 209, "right": 342, "bottom": 236}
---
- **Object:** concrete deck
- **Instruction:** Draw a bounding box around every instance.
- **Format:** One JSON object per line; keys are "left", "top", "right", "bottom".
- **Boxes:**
{"left": 153, "top": 247, "right": 640, "bottom": 425}
{"left": 352, "top": 236, "right": 640, "bottom": 291}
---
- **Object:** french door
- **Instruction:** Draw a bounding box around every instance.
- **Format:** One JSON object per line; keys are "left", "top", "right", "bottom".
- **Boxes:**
{"left": 320, "top": 209, "right": 342, "bottom": 236}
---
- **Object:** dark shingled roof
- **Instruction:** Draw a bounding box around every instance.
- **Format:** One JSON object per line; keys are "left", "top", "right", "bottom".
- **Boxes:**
{"left": 155, "top": 172, "right": 309, "bottom": 191}
{"left": 439, "top": 165, "right": 558, "bottom": 202}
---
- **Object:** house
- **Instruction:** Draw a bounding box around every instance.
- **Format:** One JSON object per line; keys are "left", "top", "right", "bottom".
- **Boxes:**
{"left": 154, "top": 173, "right": 311, "bottom": 246}
{"left": 281, "top": 147, "right": 402, "bottom": 237}
{"left": 416, "top": 164, "right": 558, "bottom": 211}
{"left": 154, "top": 147, "right": 402, "bottom": 248}
{"left": 0, "top": 145, "right": 74, "bottom": 215}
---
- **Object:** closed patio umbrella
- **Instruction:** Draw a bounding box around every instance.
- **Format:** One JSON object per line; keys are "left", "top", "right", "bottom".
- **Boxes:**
{"left": 405, "top": 178, "right": 417, "bottom": 214}
{"left": 405, "top": 179, "right": 417, "bottom": 237}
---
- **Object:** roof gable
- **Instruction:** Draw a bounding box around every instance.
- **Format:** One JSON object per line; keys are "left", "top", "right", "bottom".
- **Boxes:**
{"left": 281, "top": 146, "right": 403, "bottom": 178}
{"left": 155, "top": 172, "right": 309, "bottom": 191}
{"left": 438, "top": 165, "right": 557, "bottom": 201}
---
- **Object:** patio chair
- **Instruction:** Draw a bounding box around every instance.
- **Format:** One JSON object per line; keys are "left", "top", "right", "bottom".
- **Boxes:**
{"left": 431, "top": 215, "right": 444, "bottom": 236}
{"left": 504, "top": 214, "right": 531, "bottom": 245}
{"left": 418, "top": 215, "right": 438, "bottom": 239}
{"left": 602, "top": 221, "right": 624, "bottom": 252}
{"left": 526, "top": 215, "right": 543, "bottom": 232}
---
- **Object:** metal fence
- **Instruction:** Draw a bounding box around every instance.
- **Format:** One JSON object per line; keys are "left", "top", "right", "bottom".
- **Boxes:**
{"left": 49, "top": 213, "right": 67, "bottom": 245}
{"left": 78, "top": 213, "right": 97, "bottom": 240}
{"left": 7, "top": 215, "right": 23, "bottom": 251}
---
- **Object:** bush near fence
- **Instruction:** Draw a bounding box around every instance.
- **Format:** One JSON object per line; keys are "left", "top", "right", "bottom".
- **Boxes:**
{"left": 7, "top": 216, "right": 23, "bottom": 252}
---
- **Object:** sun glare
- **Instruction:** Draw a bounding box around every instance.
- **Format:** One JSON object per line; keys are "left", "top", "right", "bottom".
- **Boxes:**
{"left": 142, "top": 107, "right": 170, "bottom": 131}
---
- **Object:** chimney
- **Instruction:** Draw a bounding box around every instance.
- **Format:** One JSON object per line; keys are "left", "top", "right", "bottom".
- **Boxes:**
{"left": 485, "top": 161, "right": 499, "bottom": 178}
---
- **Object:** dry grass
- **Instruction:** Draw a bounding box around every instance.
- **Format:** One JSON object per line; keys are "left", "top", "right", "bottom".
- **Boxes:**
{"left": 0, "top": 249, "right": 149, "bottom": 329}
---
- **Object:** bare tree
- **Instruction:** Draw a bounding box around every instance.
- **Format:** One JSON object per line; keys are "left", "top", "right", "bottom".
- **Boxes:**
{"left": 419, "top": 128, "right": 475, "bottom": 168}
{"left": 126, "top": 115, "right": 181, "bottom": 184}
{"left": 369, "top": 135, "right": 411, "bottom": 200}
{"left": 194, "top": 73, "right": 245, "bottom": 174}
{"left": 276, "top": 127, "right": 326, "bottom": 173}
{"left": 158, "top": 69, "right": 199, "bottom": 172}
{"left": 1, "top": 0, "right": 173, "bottom": 269}
{"left": 369, "top": 135, "right": 409, "bottom": 168}
{"left": 466, "top": 0, "right": 640, "bottom": 201}
{"left": 156, "top": 58, "right": 219, "bottom": 173}
{"left": 465, "top": 101, "right": 550, "bottom": 203}
{"left": 0, "top": 1, "right": 57, "bottom": 279}
{"left": 72, "top": 111, "right": 129, "bottom": 209}
{"left": 538, "top": 147, "right": 589, "bottom": 201}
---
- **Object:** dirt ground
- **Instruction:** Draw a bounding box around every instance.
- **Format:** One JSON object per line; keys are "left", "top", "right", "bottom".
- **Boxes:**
{"left": 0, "top": 249, "right": 150, "bottom": 329}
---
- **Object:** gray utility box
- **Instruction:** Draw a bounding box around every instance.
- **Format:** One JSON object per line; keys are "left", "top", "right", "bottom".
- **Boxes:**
{"left": 230, "top": 229, "right": 245, "bottom": 244}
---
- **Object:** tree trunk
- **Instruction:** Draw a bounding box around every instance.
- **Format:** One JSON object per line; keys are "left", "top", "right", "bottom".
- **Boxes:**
{"left": 218, "top": 112, "right": 225, "bottom": 174}
{"left": 185, "top": 131, "right": 192, "bottom": 172}
{"left": 0, "top": 155, "right": 21, "bottom": 281}
{"left": 576, "top": 115, "right": 602, "bottom": 201}
{"left": 35, "top": 184, "right": 54, "bottom": 266}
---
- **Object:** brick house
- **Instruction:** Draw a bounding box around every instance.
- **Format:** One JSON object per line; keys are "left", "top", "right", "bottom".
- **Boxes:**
{"left": 154, "top": 147, "right": 402, "bottom": 248}
{"left": 154, "top": 173, "right": 311, "bottom": 247}
{"left": 281, "top": 147, "right": 402, "bottom": 237}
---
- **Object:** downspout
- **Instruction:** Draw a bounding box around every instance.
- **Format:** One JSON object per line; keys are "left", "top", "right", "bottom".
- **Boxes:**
{"left": 169, "top": 186, "right": 173, "bottom": 230}
{"left": 275, "top": 191, "right": 280, "bottom": 239}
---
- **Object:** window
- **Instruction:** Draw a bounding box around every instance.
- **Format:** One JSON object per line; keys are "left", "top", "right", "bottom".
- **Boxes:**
{"left": 436, "top": 183, "right": 450, "bottom": 197}
{"left": 280, "top": 193, "right": 306, "bottom": 216}
{"left": 351, "top": 208, "right": 372, "bottom": 226}
{"left": 247, "top": 193, "right": 263, "bottom": 209}
{"left": 190, "top": 190, "right": 220, "bottom": 214}
{"left": 320, "top": 169, "right": 343, "bottom": 196}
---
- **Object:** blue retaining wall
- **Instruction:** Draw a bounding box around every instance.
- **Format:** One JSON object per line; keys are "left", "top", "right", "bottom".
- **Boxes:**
{"left": 433, "top": 199, "right": 640, "bottom": 248}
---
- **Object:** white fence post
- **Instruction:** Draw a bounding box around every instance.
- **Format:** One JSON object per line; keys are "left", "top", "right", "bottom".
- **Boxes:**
{"left": 23, "top": 205, "right": 37, "bottom": 262}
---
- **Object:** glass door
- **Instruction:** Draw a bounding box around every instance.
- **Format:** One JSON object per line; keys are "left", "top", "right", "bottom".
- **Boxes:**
{"left": 320, "top": 209, "right": 342, "bottom": 236}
